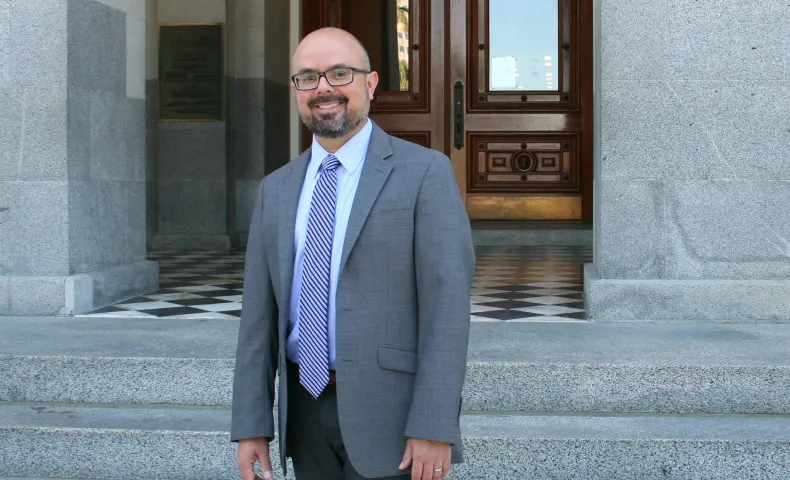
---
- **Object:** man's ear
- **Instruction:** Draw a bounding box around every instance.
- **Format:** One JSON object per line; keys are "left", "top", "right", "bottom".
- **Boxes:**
{"left": 366, "top": 71, "right": 379, "bottom": 100}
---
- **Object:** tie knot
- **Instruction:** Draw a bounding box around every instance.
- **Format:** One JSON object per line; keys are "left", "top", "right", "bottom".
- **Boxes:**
{"left": 322, "top": 154, "right": 340, "bottom": 172}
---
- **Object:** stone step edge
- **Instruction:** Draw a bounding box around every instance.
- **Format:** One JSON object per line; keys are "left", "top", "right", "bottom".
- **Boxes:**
{"left": 2, "top": 410, "right": 790, "bottom": 480}
{"left": 6, "top": 399, "right": 790, "bottom": 418}
{"left": 5, "top": 400, "right": 790, "bottom": 424}
{"left": 3, "top": 355, "right": 790, "bottom": 414}
{"left": 2, "top": 403, "right": 790, "bottom": 438}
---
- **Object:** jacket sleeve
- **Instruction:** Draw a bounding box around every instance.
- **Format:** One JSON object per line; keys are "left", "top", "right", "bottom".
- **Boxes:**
{"left": 404, "top": 152, "right": 475, "bottom": 446}
{"left": 231, "top": 177, "right": 279, "bottom": 442}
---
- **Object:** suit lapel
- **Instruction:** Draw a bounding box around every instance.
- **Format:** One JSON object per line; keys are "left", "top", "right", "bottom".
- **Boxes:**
{"left": 339, "top": 124, "right": 394, "bottom": 274}
{"left": 278, "top": 148, "right": 311, "bottom": 323}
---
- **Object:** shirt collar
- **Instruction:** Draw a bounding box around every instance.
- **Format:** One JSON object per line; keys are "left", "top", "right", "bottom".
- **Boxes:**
{"left": 309, "top": 118, "right": 373, "bottom": 177}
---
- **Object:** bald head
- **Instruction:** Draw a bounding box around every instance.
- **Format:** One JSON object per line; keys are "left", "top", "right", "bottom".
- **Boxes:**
{"left": 292, "top": 27, "right": 371, "bottom": 73}
{"left": 289, "top": 27, "right": 378, "bottom": 146}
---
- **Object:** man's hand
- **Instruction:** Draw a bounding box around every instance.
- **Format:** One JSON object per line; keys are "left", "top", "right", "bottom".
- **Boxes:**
{"left": 237, "top": 437, "right": 274, "bottom": 480}
{"left": 399, "top": 437, "right": 451, "bottom": 479}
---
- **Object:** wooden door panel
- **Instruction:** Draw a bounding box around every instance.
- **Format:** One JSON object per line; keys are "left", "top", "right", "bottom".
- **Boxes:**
{"left": 367, "top": 113, "right": 433, "bottom": 130}
{"left": 389, "top": 132, "right": 431, "bottom": 147}
{"left": 467, "top": 132, "right": 580, "bottom": 193}
{"left": 464, "top": 113, "right": 583, "bottom": 131}
{"left": 465, "top": 195, "right": 582, "bottom": 220}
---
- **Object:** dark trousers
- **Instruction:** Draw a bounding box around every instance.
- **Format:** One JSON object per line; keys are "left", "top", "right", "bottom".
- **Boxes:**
{"left": 286, "top": 361, "right": 408, "bottom": 480}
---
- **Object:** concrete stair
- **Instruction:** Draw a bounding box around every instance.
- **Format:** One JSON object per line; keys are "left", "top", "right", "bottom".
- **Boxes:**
{"left": 470, "top": 220, "right": 592, "bottom": 247}
{"left": 1, "top": 316, "right": 790, "bottom": 479}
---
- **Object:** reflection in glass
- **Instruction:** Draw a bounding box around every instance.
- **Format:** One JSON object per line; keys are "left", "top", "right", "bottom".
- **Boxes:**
{"left": 343, "top": 0, "right": 410, "bottom": 91}
{"left": 489, "top": 0, "right": 559, "bottom": 91}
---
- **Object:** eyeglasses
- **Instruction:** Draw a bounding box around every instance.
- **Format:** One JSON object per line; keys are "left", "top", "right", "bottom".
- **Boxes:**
{"left": 291, "top": 67, "right": 370, "bottom": 91}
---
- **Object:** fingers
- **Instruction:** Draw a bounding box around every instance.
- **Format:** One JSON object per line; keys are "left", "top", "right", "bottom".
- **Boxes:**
{"left": 259, "top": 454, "right": 274, "bottom": 480}
{"left": 404, "top": 439, "right": 454, "bottom": 480}
{"left": 431, "top": 462, "right": 444, "bottom": 479}
{"left": 238, "top": 454, "right": 256, "bottom": 480}
{"left": 410, "top": 459, "right": 449, "bottom": 480}
{"left": 237, "top": 439, "right": 272, "bottom": 480}
{"left": 441, "top": 458, "right": 451, "bottom": 479}
{"left": 399, "top": 442, "right": 413, "bottom": 471}
{"left": 421, "top": 462, "right": 434, "bottom": 480}
{"left": 240, "top": 459, "right": 273, "bottom": 480}
{"left": 260, "top": 467, "right": 273, "bottom": 479}
{"left": 239, "top": 463, "right": 256, "bottom": 480}
{"left": 411, "top": 457, "right": 423, "bottom": 480}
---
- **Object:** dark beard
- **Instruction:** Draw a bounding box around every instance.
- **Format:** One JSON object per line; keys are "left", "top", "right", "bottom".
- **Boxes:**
{"left": 301, "top": 95, "right": 366, "bottom": 139}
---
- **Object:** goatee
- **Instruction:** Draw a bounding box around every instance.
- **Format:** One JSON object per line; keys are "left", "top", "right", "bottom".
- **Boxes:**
{"left": 301, "top": 95, "right": 369, "bottom": 139}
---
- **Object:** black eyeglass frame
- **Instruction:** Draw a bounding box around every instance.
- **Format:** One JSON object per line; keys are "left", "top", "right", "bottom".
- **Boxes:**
{"left": 291, "top": 67, "right": 371, "bottom": 90}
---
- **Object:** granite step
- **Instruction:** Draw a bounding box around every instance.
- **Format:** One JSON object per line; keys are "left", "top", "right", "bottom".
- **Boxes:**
{"left": 0, "top": 403, "right": 788, "bottom": 480}
{"left": 470, "top": 223, "right": 592, "bottom": 246}
{"left": 2, "top": 317, "right": 790, "bottom": 414}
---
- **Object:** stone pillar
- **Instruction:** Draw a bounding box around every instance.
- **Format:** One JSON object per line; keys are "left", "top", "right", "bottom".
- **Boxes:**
{"left": 145, "top": 0, "right": 158, "bottom": 249}
{"left": 151, "top": 0, "right": 231, "bottom": 251}
{"left": 226, "top": 0, "right": 291, "bottom": 249}
{"left": 0, "top": 0, "right": 157, "bottom": 315}
{"left": 585, "top": 0, "right": 790, "bottom": 321}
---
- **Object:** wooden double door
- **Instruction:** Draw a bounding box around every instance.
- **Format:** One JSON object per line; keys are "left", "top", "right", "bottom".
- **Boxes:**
{"left": 302, "top": 0, "right": 593, "bottom": 221}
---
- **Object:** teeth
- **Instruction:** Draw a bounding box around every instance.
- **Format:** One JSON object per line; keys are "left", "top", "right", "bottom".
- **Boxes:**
{"left": 317, "top": 103, "right": 339, "bottom": 109}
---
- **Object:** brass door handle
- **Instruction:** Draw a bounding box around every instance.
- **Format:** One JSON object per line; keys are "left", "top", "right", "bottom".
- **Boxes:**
{"left": 454, "top": 81, "right": 464, "bottom": 150}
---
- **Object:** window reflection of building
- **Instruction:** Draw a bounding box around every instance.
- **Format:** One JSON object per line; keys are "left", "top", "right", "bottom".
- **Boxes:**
{"left": 488, "top": 0, "right": 559, "bottom": 92}
{"left": 396, "top": 0, "right": 409, "bottom": 91}
{"left": 491, "top": 56, "right": 517, "bottom": 90}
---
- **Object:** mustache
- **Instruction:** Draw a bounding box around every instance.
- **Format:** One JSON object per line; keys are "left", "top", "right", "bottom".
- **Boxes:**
{"left": 308, "top": 95, "right": 348, "bottom": 108}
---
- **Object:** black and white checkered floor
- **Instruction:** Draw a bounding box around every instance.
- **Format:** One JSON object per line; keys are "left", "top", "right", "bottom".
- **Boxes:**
{"left": 79, "top": 251, "right": 246, "bottom": 319}
{"left": 471, "top": 246, "right": 590, "bottom": 322}
{"left": 78, "top": 246, "right": 592, "bottom": 322}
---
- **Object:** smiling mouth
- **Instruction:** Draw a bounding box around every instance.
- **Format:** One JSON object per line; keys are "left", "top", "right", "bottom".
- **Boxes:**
{"left": 314, "top": 102, "right": 343, "bottom": 110}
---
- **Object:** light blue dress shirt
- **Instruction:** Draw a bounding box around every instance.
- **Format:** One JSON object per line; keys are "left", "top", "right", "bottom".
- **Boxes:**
{"left": 287, "top": 119, "right": 373, "bottom": 370}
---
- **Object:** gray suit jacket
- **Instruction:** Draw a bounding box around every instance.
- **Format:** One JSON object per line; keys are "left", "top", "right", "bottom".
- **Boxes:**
{"left": 231, "top": 122, "right": 475, "bottom": 478}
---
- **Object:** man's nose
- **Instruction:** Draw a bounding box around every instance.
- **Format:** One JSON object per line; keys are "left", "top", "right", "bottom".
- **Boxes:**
{"left": 315, "top": 75, "right": 335, "bottom": 94}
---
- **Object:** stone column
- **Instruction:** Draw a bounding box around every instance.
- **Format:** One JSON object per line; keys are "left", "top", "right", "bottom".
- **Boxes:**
{"left": 151, "top": 0, "right": 230, "bottom": 251}
{"left": 145, "top": 0, "right": 158, "bottom": 249}
{"left": 226, "top": 0, "right": 291, "bottom": 249}
{"left": 585, "top": 0, "right": 790, "bottom": 321}
{"left": 0, "top": 0, "right": 157, "bottom": 315}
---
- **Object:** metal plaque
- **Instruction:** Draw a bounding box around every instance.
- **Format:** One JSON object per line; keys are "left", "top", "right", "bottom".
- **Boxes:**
{"left": 158, "top": 23, "right": 225, "bottom": 121}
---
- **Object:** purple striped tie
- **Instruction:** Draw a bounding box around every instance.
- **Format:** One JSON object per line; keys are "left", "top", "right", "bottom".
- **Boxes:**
{"left": 298, "top": 154, "right": 340, "bottom": 398}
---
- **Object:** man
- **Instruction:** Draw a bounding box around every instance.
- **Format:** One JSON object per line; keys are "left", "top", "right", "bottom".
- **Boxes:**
{"left": 231, "top": 27, "right": 475, "bottom": 480}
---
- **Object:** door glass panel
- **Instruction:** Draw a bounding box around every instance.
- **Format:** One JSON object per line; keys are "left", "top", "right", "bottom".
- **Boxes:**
{"left": 488, "top": 0, "right": 559, "bottom": 91}
{"left": 342, "top": 0, "right": 410, "bottom": 91}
